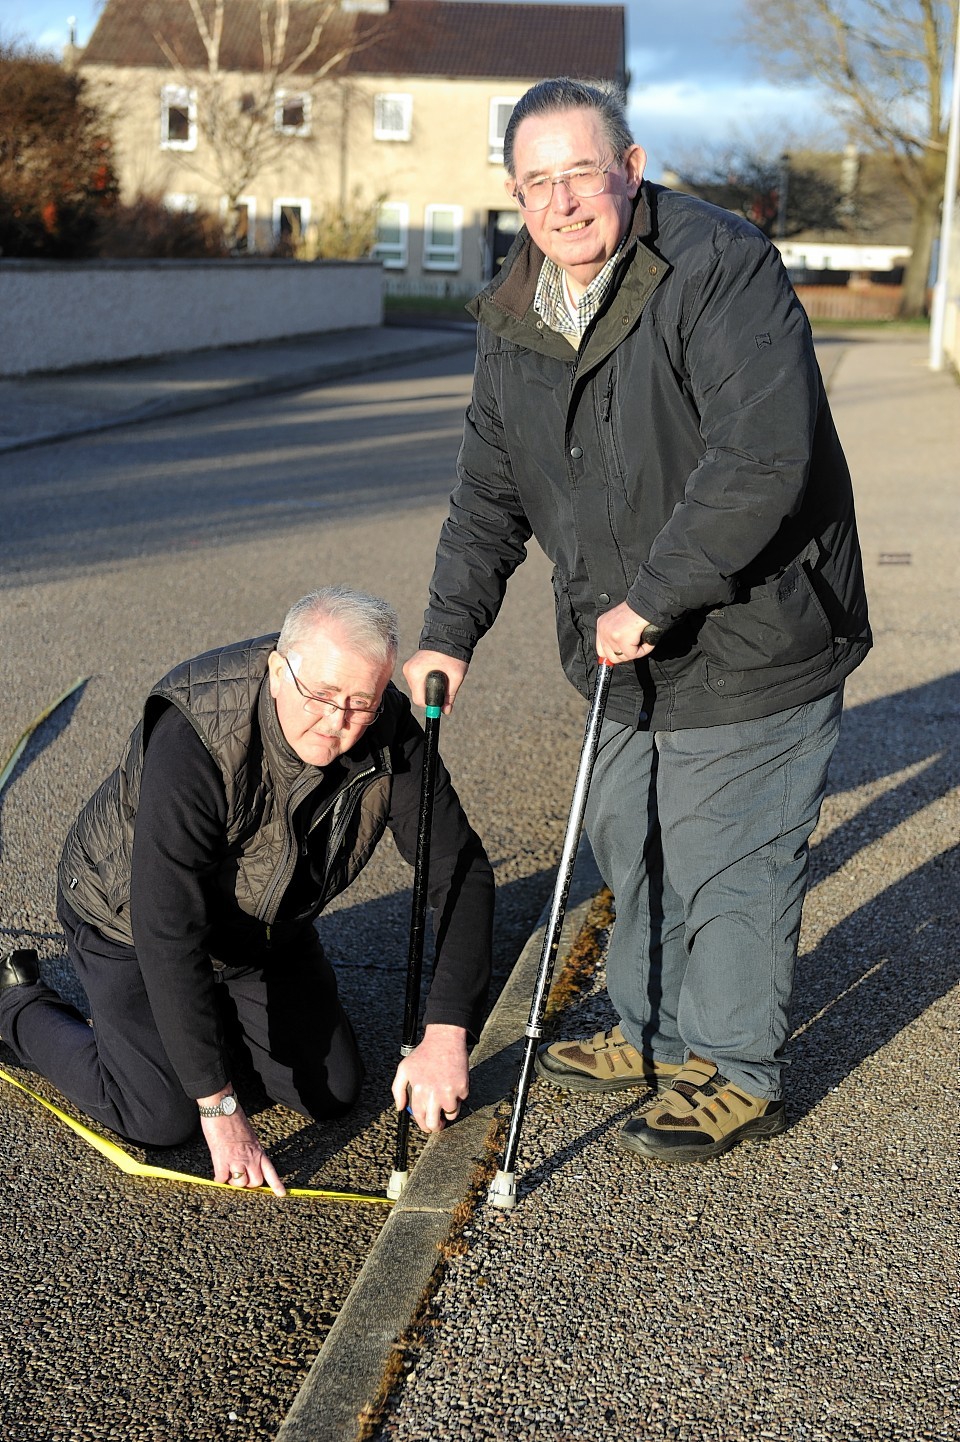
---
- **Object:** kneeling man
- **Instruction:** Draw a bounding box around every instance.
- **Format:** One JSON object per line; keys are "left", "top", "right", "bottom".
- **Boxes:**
{"left": 0, "top": 586, "right": 492, "bottom": 1197}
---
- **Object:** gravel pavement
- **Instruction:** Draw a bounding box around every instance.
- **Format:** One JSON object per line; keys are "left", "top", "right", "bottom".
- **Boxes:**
{"left": 1, "top": 327, "right": 957, "bottom": 1442}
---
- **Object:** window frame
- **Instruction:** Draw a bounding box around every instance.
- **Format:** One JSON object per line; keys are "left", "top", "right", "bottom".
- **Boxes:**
{"left": 488, "top": 95, "right": 519, "bottom": 163}
{"left": 274, "top": 89, "right": 312, "bottom": 137}
{"left": 374, "top": 92, "right": 413, "bottom": 142}
{"left": 423, "top": 203, "right": 463, "bottom": 272}
{"left": 373, "top": 202, "right": 409, "bottom": 269}
{"left": 272, "top": 196, "right": 312, "bottom": 244}
{"left": 160, "top": 84, "right": 197, "bottom": 151}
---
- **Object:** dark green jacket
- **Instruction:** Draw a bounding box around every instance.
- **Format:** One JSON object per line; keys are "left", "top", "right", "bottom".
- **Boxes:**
{"left": 421, "top": 183, "right": 871, "bottom": 728}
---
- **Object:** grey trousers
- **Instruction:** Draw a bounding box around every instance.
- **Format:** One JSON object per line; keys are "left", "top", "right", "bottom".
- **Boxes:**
{"left": 583, "top": 688, "right": 844, "bottom": 1098}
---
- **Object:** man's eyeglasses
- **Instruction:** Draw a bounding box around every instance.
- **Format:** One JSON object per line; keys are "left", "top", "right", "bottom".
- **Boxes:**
{"left": 281, "top": 654, "right": 383, "bottom": 723}
{"left": 513, "top": 159, "right": 617, "bottom": 212}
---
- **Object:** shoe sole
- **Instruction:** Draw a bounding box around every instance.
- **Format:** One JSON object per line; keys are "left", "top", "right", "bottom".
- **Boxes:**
{"left": 534, "top": 1052, "right": 675, "bottom": 1095}
{"left": 618, "top": 1109, "right": 787, "bottom": 1163}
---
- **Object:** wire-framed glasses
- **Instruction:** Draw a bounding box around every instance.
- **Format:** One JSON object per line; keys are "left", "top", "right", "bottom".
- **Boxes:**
{"left": 513, "top": 159, "right": 616, "bottom": 212}
{"left": 282, "top": 654, "right": 383, "bottom": 723}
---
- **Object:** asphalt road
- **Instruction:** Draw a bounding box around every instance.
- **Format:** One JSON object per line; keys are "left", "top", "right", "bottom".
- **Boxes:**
{"left": 0, "top": 346, "right": 588, "bottom": 1442}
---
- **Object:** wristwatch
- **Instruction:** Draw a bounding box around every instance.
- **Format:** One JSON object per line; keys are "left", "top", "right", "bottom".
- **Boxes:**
{"left": 198, "top": 1091, "right": 238, "bottom": 1118}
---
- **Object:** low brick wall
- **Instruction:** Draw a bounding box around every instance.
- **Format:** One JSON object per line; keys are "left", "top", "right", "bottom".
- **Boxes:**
{"left": 0, "top": 258, "right": 383, "bottom": 377}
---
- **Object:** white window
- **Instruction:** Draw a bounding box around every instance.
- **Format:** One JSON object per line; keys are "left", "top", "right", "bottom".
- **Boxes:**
{"left": 163, "top": 193, "right": 198, "bottom": 212}
{"left": 373, "top": 202, "right": 408, "bottom": 268}
{"left": 273, "top": 197, "right": 312, "bottom": 246}
{"left": 161, "top": 85, "right": 197, "bottom": 150}
{"left": 423, "top": 204, "right": 462, "bottom": 271}
{"left": 275, "top": 90, "right": 311, "bottom": 136}
{"left": 374, "top": 93, "right": 412, "bottom": 141}
{"left": 488, "top": 96, "right": 518, "bottom": 163}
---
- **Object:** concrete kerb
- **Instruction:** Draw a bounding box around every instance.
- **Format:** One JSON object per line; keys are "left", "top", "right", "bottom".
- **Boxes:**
{"left": 276, "top": 842, "right": 603, "bottom": 1442}
{"left": 0, "top": 329, "right": 475, "bottom": 456}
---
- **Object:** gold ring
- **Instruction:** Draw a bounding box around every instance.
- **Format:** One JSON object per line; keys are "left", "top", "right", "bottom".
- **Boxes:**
{"left": 613, "top": 650, "right": 623, "bottom": 656}
{"left": 230, "top": 1170, "right": 244, "bottom": 1180}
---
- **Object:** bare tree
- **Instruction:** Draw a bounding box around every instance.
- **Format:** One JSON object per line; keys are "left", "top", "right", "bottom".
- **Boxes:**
{"left": 739, "top": 0, "right": 958, "bottom": 316}
{"left": 153, "top": 0, "right": 381, "bottom": 249}
{"left": 668, "top": 149, "right": 846, "bottom": 240}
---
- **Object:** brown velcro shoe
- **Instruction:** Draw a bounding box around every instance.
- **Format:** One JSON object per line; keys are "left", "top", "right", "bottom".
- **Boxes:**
{"left": 535, "top": 1025, "right": 683, "bottom": 1094}
{"left": 619, "top": 1056, "right": 786, "bottom": 1163}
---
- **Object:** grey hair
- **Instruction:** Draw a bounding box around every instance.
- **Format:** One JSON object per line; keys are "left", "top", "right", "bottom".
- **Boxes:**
{"left": 277, "top": 586, "right": 400, "bottom": 667}
{"left": 503, "top": 77, "right": 633, "bottom": 178}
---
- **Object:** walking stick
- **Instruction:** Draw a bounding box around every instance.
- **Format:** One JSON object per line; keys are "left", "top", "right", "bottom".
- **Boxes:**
{"left": 387, "top": 669, "right": 447, "bottom": 1201}
{"left": 488, "top": 658, "right": 615, "bottom": 1211}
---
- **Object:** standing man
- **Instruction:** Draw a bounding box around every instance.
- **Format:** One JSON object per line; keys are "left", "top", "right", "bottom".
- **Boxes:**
{"left": 404, "top": 78, "right": 870, "bottom": 1164}
{"left": 1, "top": 587, "right": 493, "bottom": 1195}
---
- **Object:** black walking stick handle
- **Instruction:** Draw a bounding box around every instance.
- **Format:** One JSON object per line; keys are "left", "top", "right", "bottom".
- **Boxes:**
{"left": 424, "top": 669, "right": 447, "bottom": 713}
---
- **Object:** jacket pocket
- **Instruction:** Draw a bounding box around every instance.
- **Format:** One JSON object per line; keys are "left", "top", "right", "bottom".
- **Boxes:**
{"left": 552, "top": 571, "right": 591, "bottom": 692}
{"left": 699, "top": 554, "right": 834, "bottom": 696}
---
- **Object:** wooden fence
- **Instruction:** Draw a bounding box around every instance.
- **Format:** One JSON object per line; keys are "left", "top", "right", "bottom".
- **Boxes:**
{"left": 793, "top": 283, "right": 903, "bottom": 321}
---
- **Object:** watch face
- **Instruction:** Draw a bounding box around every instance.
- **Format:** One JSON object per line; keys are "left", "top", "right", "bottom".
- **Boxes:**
{"left": 220, "top": 1094, "right": 237, "bottom": 1116}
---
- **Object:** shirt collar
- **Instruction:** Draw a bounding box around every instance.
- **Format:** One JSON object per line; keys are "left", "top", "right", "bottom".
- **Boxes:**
{"left": 533, "top": 230, "right": 628, "bottom": 343}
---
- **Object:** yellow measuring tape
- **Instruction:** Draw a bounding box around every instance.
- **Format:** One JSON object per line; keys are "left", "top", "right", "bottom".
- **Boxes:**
{"left": 0, "top": 1068, "right": 393, "bottom": 1204}
{"left": 1, "top": 683, "right": 393, "bottom": 1206}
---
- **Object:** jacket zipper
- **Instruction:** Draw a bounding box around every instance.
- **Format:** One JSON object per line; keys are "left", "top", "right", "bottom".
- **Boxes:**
{"left": 257, "top": 758, "right": 383, "bottom": 928}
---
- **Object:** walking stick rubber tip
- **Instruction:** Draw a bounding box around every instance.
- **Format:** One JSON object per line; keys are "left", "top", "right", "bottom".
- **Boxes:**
{"left": 487, "top": 1170, "right": 517, "bottom": 1211}
{"left": 386, "top": 1169, "right": 409, "bottom": 1201}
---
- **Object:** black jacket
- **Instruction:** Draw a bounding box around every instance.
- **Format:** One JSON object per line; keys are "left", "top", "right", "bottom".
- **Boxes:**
{"left": 420, "top": 183, "right": 871, "bottom": 729}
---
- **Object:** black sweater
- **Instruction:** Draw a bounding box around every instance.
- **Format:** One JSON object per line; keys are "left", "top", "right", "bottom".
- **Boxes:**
{"left": 126, "top": 705, "right": 493, "bottom": 1098}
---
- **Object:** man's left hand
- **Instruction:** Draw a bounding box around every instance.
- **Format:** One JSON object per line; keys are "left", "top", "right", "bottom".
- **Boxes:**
{"left": 392, "top": 1023, "right": 470, "bottom": 1132}
{"left": 596, "top": 602, "right": 658, "bottom": 664}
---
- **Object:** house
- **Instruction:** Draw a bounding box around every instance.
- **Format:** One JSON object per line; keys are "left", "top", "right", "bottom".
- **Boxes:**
{"left": 659, "top": 146, "right": 917, "bottom": 320}
{"left": 77, "top": 0, "right": 626, "bottom": 293}
{"left": 662, "top": 147, "right": 914, "bottom": 283}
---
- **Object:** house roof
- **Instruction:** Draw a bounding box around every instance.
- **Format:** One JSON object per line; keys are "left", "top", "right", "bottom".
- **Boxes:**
{"left": 80, "top": 0, "right": 626, "bottom": 84}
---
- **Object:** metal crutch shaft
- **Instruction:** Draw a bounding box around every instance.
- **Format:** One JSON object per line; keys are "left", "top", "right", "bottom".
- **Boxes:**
{"left": 387, "top": 669, "right": 447, "bottom": 1200}
{"left": 488, "top": 658, "right": 614, "bottom": 1211}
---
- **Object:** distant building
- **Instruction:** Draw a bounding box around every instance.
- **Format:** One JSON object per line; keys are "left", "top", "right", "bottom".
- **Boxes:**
{"left": 662, "top": 146, "right": 914, "bottom": 285}
{"left": 776, "top": 147, "right": 913, "bottom": 284}
{"left": 78, "top": 0, "right": 626, "bottom": 293}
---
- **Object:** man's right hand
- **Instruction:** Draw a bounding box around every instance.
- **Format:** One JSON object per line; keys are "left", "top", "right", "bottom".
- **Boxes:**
{"left": 199, "top": 1099, "right": 287, "bottom": 1198}
{"left": 402, "top": 651, "right": 469, "bottom": 713}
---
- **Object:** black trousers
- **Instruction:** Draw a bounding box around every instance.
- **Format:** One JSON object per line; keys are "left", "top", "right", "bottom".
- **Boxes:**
{"left": 0, "top": 893, "right": 363, "bottom": 1147}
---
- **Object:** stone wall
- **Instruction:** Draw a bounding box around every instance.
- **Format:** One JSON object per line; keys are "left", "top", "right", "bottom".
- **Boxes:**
{"left": 0, "top": 258, "right": 383, "bottom": 376}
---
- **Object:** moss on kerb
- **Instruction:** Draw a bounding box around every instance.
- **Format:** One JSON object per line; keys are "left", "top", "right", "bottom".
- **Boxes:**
{"left": 355, "top": 888, "right": 614, "bottom": 1440}
{"left": 543, "top": 886, "right": 615, "bottom": 1026}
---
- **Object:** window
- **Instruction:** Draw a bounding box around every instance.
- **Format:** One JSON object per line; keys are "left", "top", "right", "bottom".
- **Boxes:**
{"left": 373, "top": 202, "right": 408, "bottom": 268}
{"left": 423, "top": 204, "right": 462, "bottom": 271}
{"left": 275, "top": 90, "right": 311, "bottom": 136}
{"left": 488, "top": 96, "right": 518, "bottom": 163}
{"left": 163, "top": 193, "right": 198, "bottom": 213}
{"left": 161, "top": 85, "right": 197, "bottom": 150}
{"left": 273, "top": 197, "right": 312, "bottom": 248}
{"left": 374, "top": 93, "right": 412, "bottom": 141}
